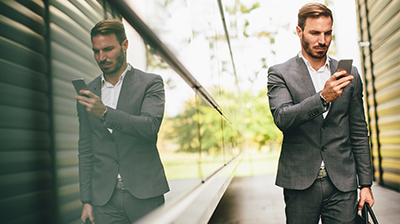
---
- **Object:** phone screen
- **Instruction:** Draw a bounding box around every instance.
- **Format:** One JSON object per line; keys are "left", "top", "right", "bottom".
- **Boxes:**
{"left": 72, "top": 78, "right": 87, "bottom": 95}
{"left": 337, "top": 59, "right": 353, "bottom": 74}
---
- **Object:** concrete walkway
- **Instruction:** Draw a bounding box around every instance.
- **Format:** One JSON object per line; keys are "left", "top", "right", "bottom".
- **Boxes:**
{"left": 209, "top": 175, "right": 400, "bottom": 224}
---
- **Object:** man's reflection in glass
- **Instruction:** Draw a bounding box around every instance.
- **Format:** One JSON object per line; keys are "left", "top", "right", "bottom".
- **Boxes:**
{"left": 75, "top": 19, "right": 169, "bottom": 224}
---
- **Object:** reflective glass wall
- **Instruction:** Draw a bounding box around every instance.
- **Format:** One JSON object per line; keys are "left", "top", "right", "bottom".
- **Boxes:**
{"left": 123, "top": 0, "right": 244, "bottom": 204}
{"left": 0, "top": 0, "right": 244, "bottom": 222}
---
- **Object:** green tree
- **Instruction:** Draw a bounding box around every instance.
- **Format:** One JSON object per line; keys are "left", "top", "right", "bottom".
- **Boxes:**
{"left": 164, "top": 90, "right": 243, "bottom": 154}
{"left": 242, "top": 90, "right": 282, "bottom": 150}
{"left": 164, "top": 88, "right": 281, "bottom": 154}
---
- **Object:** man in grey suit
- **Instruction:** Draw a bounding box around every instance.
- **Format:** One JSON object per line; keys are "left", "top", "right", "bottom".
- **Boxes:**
{"left": 75, "top": 19, "right": 169, "bottom": 224}
{"left": 267, "top": 3, "right": 374, "bottom": 224}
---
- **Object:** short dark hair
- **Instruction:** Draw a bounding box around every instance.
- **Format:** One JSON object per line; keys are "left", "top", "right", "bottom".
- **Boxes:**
{"left": 91, "top": 19, "right": 127, "bottom": 45}
{"left": 298, "top": 3, "right": 333, "bottom": 30}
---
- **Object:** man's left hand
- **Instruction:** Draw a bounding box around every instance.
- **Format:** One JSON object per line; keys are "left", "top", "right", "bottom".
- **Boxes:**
{"left": 75, "top": 89, "right": 106, "bottom": 119}
{"left": 358, "top": 187, "right": 374, "bottom": 210}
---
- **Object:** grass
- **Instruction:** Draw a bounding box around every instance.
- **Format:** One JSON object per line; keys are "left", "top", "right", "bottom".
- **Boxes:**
{"left": 159, "top": 148, "right": 280, "bottom": 180}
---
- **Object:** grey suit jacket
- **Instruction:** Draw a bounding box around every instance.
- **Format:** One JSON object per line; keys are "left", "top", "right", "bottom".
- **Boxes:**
{"left": 267, "top": 55, "right": 372, "bottom": 192}
{"left": 77, "top": 66, "right": 169, "bottom": 206}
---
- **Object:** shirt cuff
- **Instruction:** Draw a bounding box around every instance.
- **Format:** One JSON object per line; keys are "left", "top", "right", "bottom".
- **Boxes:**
{"left": 101, "top": 107, "right": 108, "bottom": 123}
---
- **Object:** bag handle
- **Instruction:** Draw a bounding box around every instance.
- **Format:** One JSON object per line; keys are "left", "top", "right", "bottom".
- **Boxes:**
{"left": 361, "top": 202, "right": 379, "bottom": 224}
{"left": 365, "top": 203, "right": 379, "bottom": 224}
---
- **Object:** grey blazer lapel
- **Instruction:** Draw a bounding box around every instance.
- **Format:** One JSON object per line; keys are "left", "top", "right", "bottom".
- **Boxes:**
{"left": 90, "top": 76, "right": 102, "bottom": 98}
{"left": 329, "top": 58, "right": 338, "bottom": 76}
{"left": 295, "top": 56, "right": 316, "bottom": 97}
{"left": 116, "top": 67, "right": 135, "bottom": 113}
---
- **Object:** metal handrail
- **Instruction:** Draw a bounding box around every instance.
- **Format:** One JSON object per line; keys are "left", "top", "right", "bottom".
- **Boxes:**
{"left": 106, "top": 0, "right": 232, "bottom": 124}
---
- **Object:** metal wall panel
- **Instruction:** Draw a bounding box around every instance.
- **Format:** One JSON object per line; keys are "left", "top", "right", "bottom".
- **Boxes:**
{"left": 0, "top": 0, "right": 53, "bottom": 223}
{"left": 49, "top": 1, "right": 113, "bottom": 223}
{"left": 0, "top": 0, "right": 113, "bottom": 223}
{"left": 356, "top": 0, "right": 400, "bottom": 191}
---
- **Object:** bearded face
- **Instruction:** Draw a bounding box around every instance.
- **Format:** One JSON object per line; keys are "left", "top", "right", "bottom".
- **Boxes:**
{"left": 92, "top": 33, "right": 128, "bottom": 77}
{"left": 97, "top": 46, "right": 125, "bottom": 75}
{"left": 297, "top": 16, "right": 332, "bottom": 60}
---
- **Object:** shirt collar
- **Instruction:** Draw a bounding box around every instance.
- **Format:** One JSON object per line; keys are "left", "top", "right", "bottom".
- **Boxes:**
{"left": 101, "top": 63, "right": 131, "bottom": 86}
{"left": 298, "top": 52, "right": 330, "bottom": 72}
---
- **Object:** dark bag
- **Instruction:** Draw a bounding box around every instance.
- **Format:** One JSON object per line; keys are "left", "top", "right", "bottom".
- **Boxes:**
{"left": 355, "top": 202, "right": 379, "bottom": 224}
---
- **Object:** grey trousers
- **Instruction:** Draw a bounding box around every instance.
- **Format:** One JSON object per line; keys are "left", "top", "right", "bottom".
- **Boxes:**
{"left": 93, "top": 182, "right": 164, "bottom": 224}
{"left": 284, "top": 177, "right": 357, "bottom": 224}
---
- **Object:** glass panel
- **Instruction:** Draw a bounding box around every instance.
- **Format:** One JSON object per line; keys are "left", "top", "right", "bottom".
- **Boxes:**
{"left": 126, "top": 0, "right": 238, "bottom": 95}
{"left": 125, "top": 0, "right": 243, "bottom": 207}
{"left": 150, "top": 57, "right": 204, "bottom": 201}
{"left": 197, "top": 101, "right": 225, "bottom": 179}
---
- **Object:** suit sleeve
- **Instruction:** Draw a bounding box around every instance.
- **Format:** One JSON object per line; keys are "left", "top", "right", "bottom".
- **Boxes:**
{"left": 77, "top": 102, "right": 93, "bottom": 203}
{"left": 103, "top": 75, "right": 165, "bottom": 140}
{"left": 348, "top": 68, "right": 373, "bottom": 186}
{"left": 267, "top": 66, "right": 326, "bottom": 132}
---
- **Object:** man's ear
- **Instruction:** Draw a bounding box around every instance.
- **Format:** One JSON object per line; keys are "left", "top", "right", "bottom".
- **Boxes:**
{"left": 296, "top": 26, "right": 302, "bottom": 38}
{"left": 122, "top": 39, "right": 128, "bottom": 52}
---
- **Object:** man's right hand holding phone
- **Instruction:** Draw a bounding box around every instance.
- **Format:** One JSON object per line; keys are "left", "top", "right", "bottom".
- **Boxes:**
{"left": 75, "top": 89, "right": 107, "bottom": 119}
{"left": 321, "top": 69, "right": 354, "bottom": 104}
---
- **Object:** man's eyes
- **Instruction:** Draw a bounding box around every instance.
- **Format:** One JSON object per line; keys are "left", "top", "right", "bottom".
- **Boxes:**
{"left": 310, "top": 31, "right": 332, "bottom": 35}
{"left": 103, "top": 47, "right": 113, "bottom": 52}
{"left": 93, "top": 47, "right": 114, "bottom": 53}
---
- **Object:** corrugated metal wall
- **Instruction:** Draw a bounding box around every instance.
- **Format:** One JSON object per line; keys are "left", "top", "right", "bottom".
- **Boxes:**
{"left": 0, "top": 0, "right": 54, "bottom": 223}
{"left": 50, "top": 0, "right": 111, "bottom": 223}
{"left": 0, "top": 0, "right": 116, "bottom": 223}
{"left": 356, "top": 0, "right": 400, "bottom": 191}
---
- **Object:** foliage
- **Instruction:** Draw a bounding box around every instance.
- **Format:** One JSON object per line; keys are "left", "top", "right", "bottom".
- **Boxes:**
{"left": 242, "top": 90, "right": 282, "bottom": 150}
{"left": 149, "top": 0, "right": 285, "bottom": 154}
{"left": 163, "top": 88, "right": 281, "bottom": 153}
{"left": 163, "top": 92, "right": 243, "bottom": 154}
{"left": 163, "top": 96, "right": 201, "bottom": 153}
{"left": 240, "top": 3, "right": 260, "bottom": 14}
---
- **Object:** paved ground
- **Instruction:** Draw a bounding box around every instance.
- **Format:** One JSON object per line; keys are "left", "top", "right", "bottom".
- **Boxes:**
{"left": 209, "top": 174, "right": 400, "bottom": 224}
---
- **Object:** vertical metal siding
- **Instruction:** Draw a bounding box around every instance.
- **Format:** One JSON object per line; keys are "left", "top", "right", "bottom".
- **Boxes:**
{"left": 0, "top": 0, "right": 115, "bottom": 223}
{"left": 356, "top": 0, "right": 400, "bottom": 191}
{"left": 0, "top": 0, "right": 54, "bottom": 223}
{"left": 49, "top": 1, "right": 114, "bottom": 223}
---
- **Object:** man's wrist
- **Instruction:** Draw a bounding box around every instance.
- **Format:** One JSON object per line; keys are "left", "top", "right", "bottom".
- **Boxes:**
{"left": 82, "top": 201, "right": 92, "bottom": 205}
{"left": 320, "top": 92, "right": 328, "bottom": 110}
{"left": 359, "top": 184, "right": 372, "bottom": 190}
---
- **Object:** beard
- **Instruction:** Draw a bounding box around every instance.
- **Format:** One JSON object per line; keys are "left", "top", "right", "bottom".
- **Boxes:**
{"left": 301, "top": 34, "right": 329, "bottom": 59}
{"left": 98, "top": 48, "right": 125, "bottom": 75}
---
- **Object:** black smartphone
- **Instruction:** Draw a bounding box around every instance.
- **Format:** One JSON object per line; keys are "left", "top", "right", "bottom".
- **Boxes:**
{"left": 337, "top": 59, "right": 353, "bottom": 74}
{"left": 72, "top": 78, "right": 87, "bottom": 95}
{"left": 84, "top": 218, "right": 91, "bottom": 224}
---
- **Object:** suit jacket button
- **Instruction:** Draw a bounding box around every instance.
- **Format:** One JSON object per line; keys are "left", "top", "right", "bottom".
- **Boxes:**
{"left": 322, "top": 124, "right": 327, "bottom": 129}
{"left": 110, "top": 138, "right": 115, "bottom": 142}
{"left": 113, "top": 160, "right": 119, "bottom": 164}
{"left": 321, "top": 147, "right": 327, "bottom": 151}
